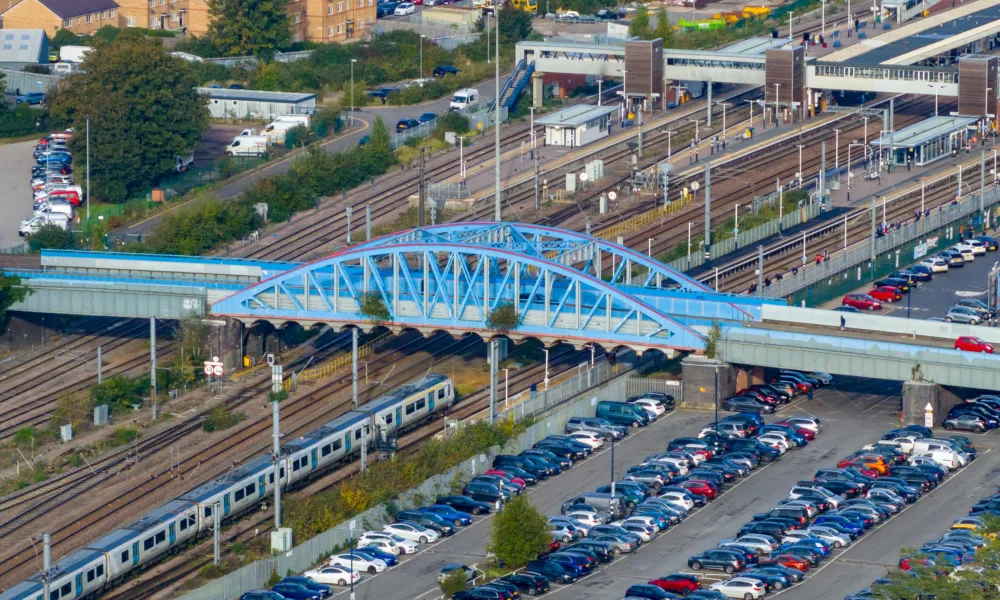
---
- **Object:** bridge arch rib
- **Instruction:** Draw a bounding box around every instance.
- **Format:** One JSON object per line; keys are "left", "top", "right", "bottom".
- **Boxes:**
{"left": 212, "top": 242, "right": 707, "bottom": 354}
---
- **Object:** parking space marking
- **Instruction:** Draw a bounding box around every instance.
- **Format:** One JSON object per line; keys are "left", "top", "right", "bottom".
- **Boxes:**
{"left": 766, "top": 447, "right": 993, "bottom": 597}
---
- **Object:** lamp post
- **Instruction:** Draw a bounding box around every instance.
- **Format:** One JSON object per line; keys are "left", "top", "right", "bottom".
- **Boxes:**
{"left": 713, "top": 364, "right": 719, "bottom": 435}
{"left": 648, "top": 237, "right": 654, "bottom": 256}
{"left": 419, "top": 35, "right": 425, "bottom": 82}
{"left": 849, "top": 141, "right": 866, "bottom": 202}
{"left": 503, "top": 368, "right": 509, "bottom": 409}
{"left": 687, "top": 222, "right": 693, "bottom": 269}
{"left": 773, "top": 83, "right": 781, "bottom": 127}
{"left": 717, "top": 101, "right": 732, "bottom": 142}
{"left": 85, "top": 113, "right": 90, "bottom": 225}
{"left": 833, "top": 128, "right": 840, "bottom": 171}
{"left": 543, "top": 348, "right": 550, "bottom": 389}
{"left": 610, "top": 430, "right": 616, "bottom": 498}
{"left": 350, "top": 59, "right": 357, "bottom": 128}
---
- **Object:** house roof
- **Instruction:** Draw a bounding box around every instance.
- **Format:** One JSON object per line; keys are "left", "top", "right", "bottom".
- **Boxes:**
{"left": 39, "top": 0, "right": 120, "bottom": 19}
{"left": 0, "top": 29, "right": 48, "bottom": 64}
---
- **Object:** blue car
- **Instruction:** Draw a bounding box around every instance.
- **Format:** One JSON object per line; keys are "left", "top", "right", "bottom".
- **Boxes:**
{"left": 780, "top": 539, "right": 831, "bottom": 557}
{"left": 418, "top": 112, "right": 437, "bottom": 123}
{"left": 760, "top": 425, "right": 807, "bottom": 447}
{"left": 271, "top": 582, "right": 323, "bottom": 600}
{"left": 280, "top": 577, "right": 332, "bottom": 598}
{"left": 741, "top": 570, "right": 792, "bottom": 591}
{"left": 813, "top": 515, "right": 864, "bottom": 536}
{"left": 421, "top": 505, "right": 473, "bottom": 526}
{"left": 16, "top": 92, "right": 45, "bottom": 105}
{"left": 354, "top": 548, "right": 398, "bottom": 567}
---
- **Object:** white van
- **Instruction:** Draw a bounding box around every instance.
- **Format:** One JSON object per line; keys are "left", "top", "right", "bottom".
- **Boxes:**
{"left": 19, "top": 212, "right": 69, "bottom": 236}
{"left": 274, "top": 114, "right": 312, "bottom": 127}
{"left": 226, "top": 136, "right": 270, "bottom": 157}
{"left": 449, "top": 88, "right": 480, "bottom": 111}
{"left": 261, "top": 120, "right": 301, "bottom": 143}
{"left": 33, "top": 200, "right": 74, "bottom": 219}
{"left": 912, "top": 439, "right": 964, "bottom": 463}
{"left": 913, "top": 449, "right": 960, "bottom": 470}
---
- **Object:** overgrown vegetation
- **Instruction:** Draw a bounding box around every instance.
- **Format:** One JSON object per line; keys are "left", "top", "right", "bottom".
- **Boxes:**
{"left": 0, "top": 272, "right": 30, "bottom": 323}
{"left": 486, "top": 303, "right": 520, "bottom": 334}
{"left": 0, "top": 104, "right": 49, "bottom": 139}
{"left": 440, "top": 569, "right": 472, "bottom": 598}
{"left": 203, "top": 405, "right": 245, "bottom": 432}
{"left": 26, "top": 224, "right": 75, "bottom": 253}
{"left": 89, "top": 374, "right": 151, "bottom": 414}
{"left": 359, "top": 292, "right": 392, "bottom": 324}
{"left": 704, "top": 323, "right": 722, "bottom": 359}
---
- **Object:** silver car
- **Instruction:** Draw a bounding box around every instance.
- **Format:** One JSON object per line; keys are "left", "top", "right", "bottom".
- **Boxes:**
{"left": 564, "top": 416, "right": 625, "bottom": 440}
{"left": 946, "top": 306, "right": 982, "bottom": 324}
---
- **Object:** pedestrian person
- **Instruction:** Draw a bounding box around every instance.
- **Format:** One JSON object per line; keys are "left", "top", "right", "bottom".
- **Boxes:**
{"left": 840, "top": 315, "right": 846, "bottom": 331}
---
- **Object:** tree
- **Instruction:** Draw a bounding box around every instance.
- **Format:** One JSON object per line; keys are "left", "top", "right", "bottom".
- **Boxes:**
{"left": 49, "top": 29, "right": 80, "bottom": 52}
{"left": 486, "top": 494, "right": 550, "bottom": 568}
{"left": 208, "top": 0, "right": 292, "bottom": 58}
{"left": 629, "top": 5, "right": 653, "bottom": 39}
{"left": 499, "top": 8, "right": 534, "bottom": 46}
{"left": 652, "top": 6, "right": 674, "bottom": 46}
{"left": 26, "top": 224, "right": 75, "bottom": 252}
{"left": 49, "top": 36, "right": 209, "bottom": 203}
{"left": 439, "top": 570, "right": 471, "bottom": 598}
{"left": 0, "top": 272, "right": 30, "bottom": 323}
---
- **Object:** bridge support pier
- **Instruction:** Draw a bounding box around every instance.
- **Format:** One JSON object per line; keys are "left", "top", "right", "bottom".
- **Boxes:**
{"left": 532, "top": 73, "right": 544, "bottom": 109}
{"left": 901, "top": 380, "right": 962, "bottom": 427}
{"left": 680, "top": 355, "right": 737, "bottom": 411}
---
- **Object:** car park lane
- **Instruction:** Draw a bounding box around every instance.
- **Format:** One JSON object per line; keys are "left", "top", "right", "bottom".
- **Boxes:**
{"left": 0, "top": 139, "right": 40, "bottom": 248}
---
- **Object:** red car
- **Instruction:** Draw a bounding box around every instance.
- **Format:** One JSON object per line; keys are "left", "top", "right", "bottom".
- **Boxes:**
{"left": 899, "top": 557, "right": 934, "bottom": 571}
{"left": 835, "top": 460, "right": 880, "bottom": 478}
{"left": 649, "top": 574, "right": 702, "bottom": 594}
{"left": 869, "top": 286, "right": 902, "bottom": 303}
{"left": 842, "top": 293, "right": 882, "bottom": 310}
{"left": 678, "top": 479, "right": 717, "bottom": 499}
{"left": 769, "top": 554, "right": 810, "bottom": 572}
{"left": 485, "top": 469, "right": 527, "bottom": 488}
{"left": 955, "top": 336, "right": 994, "bottom": 353}
{"left": 773, "top": 421, "right": 816, "bottom": 440}
{"left": 737, "top": 388, "right": 779, "bottom": 405}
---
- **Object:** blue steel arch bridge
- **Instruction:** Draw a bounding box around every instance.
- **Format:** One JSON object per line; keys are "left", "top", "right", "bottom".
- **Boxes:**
{"left": 210, "top": 223, "right": 781, "bottom": 356}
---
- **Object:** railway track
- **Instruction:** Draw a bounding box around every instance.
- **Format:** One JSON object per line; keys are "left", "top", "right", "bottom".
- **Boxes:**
{"left": 704, "top": 144, "right": 983, "bottom": 294}
{"left": 103, "top": 344, "right": 596, "bottom": 600}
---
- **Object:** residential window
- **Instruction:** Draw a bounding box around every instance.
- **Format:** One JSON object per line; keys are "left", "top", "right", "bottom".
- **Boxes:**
{"left": 359, "top": 0, "right": 363, "bottom": 8}
{"left": 328, "top": 26, "right": 334, "bottom": 36}
{"left": 86, "top": 14, "right": 92, "bottom": 23}
{"left": 295, "top": 13, "right": 301, "bottom": 22}
{"left": 338, "top": 2, "right": 343, "bottom": 10}
{"left": 64, "top": 18, "right": 73, "bottom": 26}
{"left": 128, "top": 17, "right": 136, "bottom": 26}
{"left": 328, "top": 3, "right": 334, "bottom": 13}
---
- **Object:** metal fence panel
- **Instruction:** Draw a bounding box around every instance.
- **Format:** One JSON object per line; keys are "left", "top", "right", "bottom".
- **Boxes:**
{"left": 1, "top": 68, "right": 61, "bottom": 94}
{"left": 432, "top": 33, "right": 482, "bottom": 51}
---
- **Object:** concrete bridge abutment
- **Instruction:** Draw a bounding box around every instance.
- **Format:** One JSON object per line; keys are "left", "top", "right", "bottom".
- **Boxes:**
{"left": 681, "top": 355, "right": 738, "bottom": 411}
{"left": 901, "top": 380, "right": 964, "bottom": 426}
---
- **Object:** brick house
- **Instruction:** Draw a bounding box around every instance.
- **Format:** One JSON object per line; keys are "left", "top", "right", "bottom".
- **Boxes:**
{"left": 1, "top": 0, "right": 124, "bottom": 35}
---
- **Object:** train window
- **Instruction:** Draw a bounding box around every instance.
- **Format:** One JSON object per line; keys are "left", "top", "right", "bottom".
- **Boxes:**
{"left": 415, "top": 399, "right": 426, "bottom": 411}
{"left": 235, "top": 489, "right": 245, "bottom": 501}
{"left": 204, "top": 506, "right": 213, "bottom": 518}
{"left": 179, "top": 518, "right": 188, "bottom": 531}
{"left": 97, "top": 564, "right": 104, "bottom": 577}
{"left": 87, "top": 569, "right": 95, "bottom": 582}
{"left": 245, "top": 483, "right": 255, "bottom": 496}
{"left": 50, "top": 589, "right": 58, "bottom": 600}
{"left": 405, "top": 403, "right": 415, "bottom": 415}
{"left": 120, "top": 550, "right": 129, "bottom": 563}
{"left": 269, "top": 473, "right": 275, "bottom": 484}
{"left": 144, "top": 537, "right": 155, "bottom": 551}
{"left": 331, "top": 439, "right": 343, "bottom": 451}
{"left": 438, "top": 388, "right": 446, "bottom": 399}
{"left": 280, "top": 467, "right": 286, "bottom": 478}
{"left": 293, "top": 459, "right": 302, "bottom": 472}
{"left": 61, "top": 584, "right": 70, "bottom": 596}
{"left": 322, "top": 444, "right": 331, "bottom": 457}
{"left": 156, "top": 531, "right": 166, "bottom": 543}
{"left": 355, "top": 428, "right": 362, "bottom": 440}
{"left": 384, "top": 414, "right": 392, "bottom": 425}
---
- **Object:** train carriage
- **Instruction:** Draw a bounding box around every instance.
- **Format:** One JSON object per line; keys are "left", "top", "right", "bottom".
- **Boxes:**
{"left": 182, "top": 457, "right": 279, "bottom": 531}
{"left": 283, "top": 411, "right": 369, "bottom": 487}
{"left": 0, "top": 549, "right": 106, "bottom": 600}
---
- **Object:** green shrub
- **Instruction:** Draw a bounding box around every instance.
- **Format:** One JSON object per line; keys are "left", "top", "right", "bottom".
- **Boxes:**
{"left": 433, "top": 112, "right": 470, "bottom": 139}
{"left": 440, "top": 570, "right": 472, "bottom": 598}
{"left": 203, "top": 406, "right": 244, "bottom": 432}
{"left": 27, "top": 224, "right": 75, "bottom": 253}
{"left": 0, "top": 104, "right": 48, "bottom": 138}
{"left": 486, "top": 303, "right": 519, "bottom": 333}
{"left": 359, "top": 292, "right": 391, "bottom": 324}
{"left": 89, "top": 374, "right": 150, "bottom": 413}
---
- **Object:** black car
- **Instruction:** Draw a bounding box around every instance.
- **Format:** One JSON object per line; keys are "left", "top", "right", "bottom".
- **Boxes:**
{"left": 688, "top": 549, "right": 746, "bottom": 573}
{"left": 567, "top": 540, "right": 615, "bottom": 563}
{"left": 376, "top": 2, "right": 399, "bottom": 16}
{"left": 453, "top": 588, "right": 505, "bottom": 600}
{"left": 722, "top": 396, "right": 775, "bottom": 414}
{"left": 726, "top": 438, "right": 780, "bottom": 462}
{"left": 738, "top": 520, "right": 789, "bottom": 538}
{"left": 433, "top": 65, "right": 461, "bottom": 77}
{"left": 813, "top": 478, "right": 864, "bottom": 498}
{"left": 894, "top": 269, "right": 930, "bottom": 282}
{"left": 435, "top": 495, "right": 493, "bottom": 515}
{"left": 525, "top": 559, "right": 578, "bottom": 584}
{"left": 279, "top": 577, "right": 332, "bottom": 598}
{"left": 532, "top": 441, "right": 583, "bottom": 460}
{"left": 874, "top": 277, "right": 910, "bottom": 292}
{"left": 396, "top": 118, "right": 420, "bottom": 131}
{"left": 501, "top": 572, "right": 550, "bottom": 595}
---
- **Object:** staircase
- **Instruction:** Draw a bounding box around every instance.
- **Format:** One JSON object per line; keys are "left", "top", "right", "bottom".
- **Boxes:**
{"left": 488, "top": 59, "right": 535, "bottom": 112}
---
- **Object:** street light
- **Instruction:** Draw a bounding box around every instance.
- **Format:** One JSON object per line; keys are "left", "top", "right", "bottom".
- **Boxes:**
{"left": 503, "top": 368, "right": 509, "bottom": 409}
{"left": 419, "top": 35, "right": 426, "bottom": 83}
{"left": 647, "top": 237, "right": 654, "bottom": 256}
{"left": 350, "top": 59, "right": 357, "bottom": 128}
{"left": 543, "top": 348, "right": 550, "bottom": 389}
{"left": 848, "top": 141, "right": 866, "bottom": 202}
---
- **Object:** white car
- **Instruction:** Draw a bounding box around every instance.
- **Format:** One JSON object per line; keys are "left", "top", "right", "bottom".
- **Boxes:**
{"left": 657, "top": 491, "right": 694, "bottom": 511}
{"left": 621, "top": 516, "right": 659, "bottom": 530}
{"left": 359, "top": 531, "right": 420, "bottom": 554}
{"left": 780, "top": 500, "right": 819, "bottom": 518}
{"left": 784, "top": 416, "right": 822, "bottom": 433}
{"left": 631, "top": 398, "right": 666, "bottom": 416}
{"left": 305, "top": 565, "right": 361, "bottom": 586}
{"left": 359, "top": 538, "right": 404, "bottom": 556}
{"left": 667, "top": 450, "right": 704, "bottom": 466}
{"left": 394, "top": 2, "right": 415, "bottom": 14}
{"left": 568, "top": 431, "right": 604, "bottom": 449}
{"left": 968, "top": 240, "right": 987, "bottom": 254}
{"left": 383, "top": 522, "right": 439, "bottom": 544}
{"left": 806, "top": 526, "right": 851, "bottom": 548}
{"left": 565, "top": 510, "right": 604, "bottom": 526}
{"left": 950, "top": 245, "right": 976, "bottom": 261}
{"left": 757, "top": 434, "right": 790, "bottom": 452}
{"left": 329, "top": 552, "right": 387, "bottom": 574}
{"left": 921, "top": 257, "right": 949, "bottom": 273}
{"left": 710, "top": 577, "right": 767, "bottom": 600}
{"left": 645, "top": 457, "right": 689, "bottom": 476}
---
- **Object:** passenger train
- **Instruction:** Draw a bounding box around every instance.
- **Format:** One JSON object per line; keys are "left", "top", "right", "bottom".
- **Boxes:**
{"left": 0, "top": 374, "right": 455, "bottom": 600}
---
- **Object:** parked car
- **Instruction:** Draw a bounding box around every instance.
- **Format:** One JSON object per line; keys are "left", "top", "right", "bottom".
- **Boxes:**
{"left": 394, "top": 2, "right": 416, "bottom": 14}
{"left": 868, "top": 286, "right": 902, "bottom": 303}
{"left": 946, "top": 306, "right": 983, "bottom": 324}
{"left": 16, "top": 92, "right": 45, "bottom": 105}
{"left": 396, "top": 118, "right": 420, "bottom": 131}
{"left": 433, "top": 65, "right": 461, "bottom": 77}
{"left": 709, "top": 577, "right": 767, "bottom": 600}
{"left": 943, "top": 414, "right": 988, "bottom": 433}
{"left": 303, "top": 565, "right": 360, "bottom": 587}
{"left": 438, "top": 563, "right": 476, "bottom": 583}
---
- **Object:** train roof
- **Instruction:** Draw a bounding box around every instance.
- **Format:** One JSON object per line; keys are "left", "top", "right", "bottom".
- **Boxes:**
{"left": 216, "top": 455, "right": 274, "bottom": 483}
{"left": 0, "top": 579, "right": 42, "bottom": 600}
{"left": 0, "top": 548, "right": 104, "bottom": 600}
{"left": 282, "top": 411, "right": 368, "bottom": 454}
{"left": 84, "top": 525, "right": 146, "bottom": 551}
{"left": 179, "top": 477, "right": 239, "bottom": 503}
{"left": 125, "top": 500, "right": 197, "bottom": 530}
{"left": 357, "top": 374, "right": 449, "bottom": 414}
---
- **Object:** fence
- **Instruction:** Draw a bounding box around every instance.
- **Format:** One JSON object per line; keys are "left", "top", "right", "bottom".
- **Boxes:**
{"left": 372, "top": 20, "right": 476, "bottom": 38}
{"left": 432, "top": 33, "right": 481, "bottom": 51}
{"left": 392, "top": 105, "right": 507, "bottom": 149}
{"left": 176, "top": 364, "right": 673, "bottom": 600}
{"left": 764, "top": 186, "right": 1000, "bottom": 303}
{"left": 0, "top": 68, "right": 62, "bottom": 95}
{"left": 666, "top": 203, "right": 823, "bottom": 273}
{"left": 202, "top": 50, "right": 315, "bottom": 69}
{"left": 596, "top": 195, "right": 696, "bottom": 242}
{"left": 281, "top": 333, "right": 392, "bottom": 392}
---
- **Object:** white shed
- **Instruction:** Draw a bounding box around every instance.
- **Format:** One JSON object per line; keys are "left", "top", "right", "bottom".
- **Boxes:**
{"left": 536, "top": 105, "right": 618, "bottom": 148}
{"left": 198, "top": 88, "right": 317, "bottom": 121}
